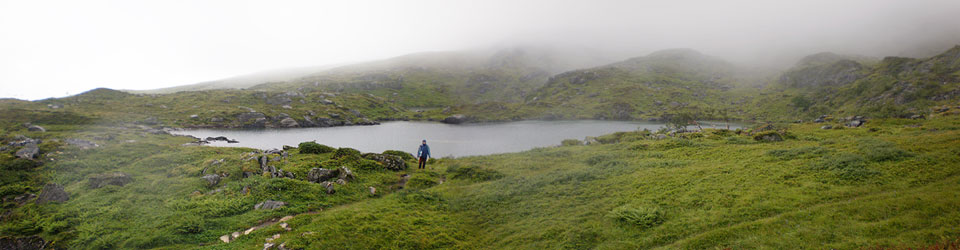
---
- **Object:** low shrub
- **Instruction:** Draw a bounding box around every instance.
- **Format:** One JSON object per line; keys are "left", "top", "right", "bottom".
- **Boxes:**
{"left": 766, "top": 146, "right": 830, "bottom": 160}
{"left": 724, "top": 136, "right": 755, "bottom": 145}
{"left": 382, "top": 150, "right": 415, "bottom": 161}
{"left": 446, "top": 164, "right": 504, "bottom": 182}
{"left": 609, "top": 205, "right": 665, "bottom": 229}
{"left": 333, "top": 147, "right": 361, "bottom": 159}
{"left": 561, "top": 139, "right": 583, "bottom": 146}
{"left": 811, "top": 154, "right": 880, "bottom": 181}
{"left": 406, "top": 175, "right": 439, "bottom": 189}
{"left": 857, "top": 138, "right": 913, "bottom": 162}
{"left": 298, "top": 141, "right": 334, "bottom": 154}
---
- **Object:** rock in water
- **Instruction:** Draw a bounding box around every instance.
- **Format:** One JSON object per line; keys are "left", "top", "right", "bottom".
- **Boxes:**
{"left": 88, "top": 172, "right": 133, "bottom": 188}
{"left": 36, "top": 183, "right": 69, "bottom": 204}
{"left": 15, "top": 142, "right": 39, "bottom": 159}
{"left": 254, "top": 200, "right": 286, "bottom": 210}
{"left": 279, "top": 117, "right": 300, "bottom": 128}
{"left": 27, "top": 125, "right": 45, "bottom": 132}
{"left": 202, "top": 174, "right": 221, "bottom": 187}
{"left": 441, "top": 114, "right": 468, "bottom": 124}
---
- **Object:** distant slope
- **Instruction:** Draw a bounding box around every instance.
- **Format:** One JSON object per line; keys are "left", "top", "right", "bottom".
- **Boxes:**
{"left": 513, "top": 49, "right": 760, "bottom": 121}
{"left": 127, "top": 65, "right": 339, "bottom": 94}
{"left": 247, "top": 46, "right": 621, "bottom": 107}
{"left": 751, "top": 45, "right": 960, "bottom": 120}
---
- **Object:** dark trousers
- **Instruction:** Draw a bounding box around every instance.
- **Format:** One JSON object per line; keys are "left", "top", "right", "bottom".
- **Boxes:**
{"left": 418, "top": 156, "right": 427, "bottom": 169}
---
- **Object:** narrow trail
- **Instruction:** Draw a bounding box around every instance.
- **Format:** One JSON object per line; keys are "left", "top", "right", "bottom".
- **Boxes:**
{"left": 655, "top": 174, "right": 960, "bottom": 249}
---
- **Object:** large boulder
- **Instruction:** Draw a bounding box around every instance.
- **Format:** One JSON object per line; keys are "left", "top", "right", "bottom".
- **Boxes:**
{"left": 89, "top": 172, "right": 133, "bottom": 188}
{"left": 337, "top": 167, "right": 354, "bottom": 181}
{"left": 441, "top": 114, "right": 468, "bottom": 124}
{"left": 236, "top": 112, "right": 267, "bottom": 128}
{"left": 279, "top": 118, "right": 300, "bottom": 128}
{"left": 27, "top": 125, "right": 45, "bottom": 132}
{"left": 254, "top": 200, "right": 286, "bottom": 210}
{"left": 15, "top": 142, "right": 39, "bottom": 159}
{"left": 306, "top": 168, "right": 338, "bottom": 183}
{"left": 36, "top": 183, "right": 69, "bottom": 204}
{"left": 362, "top": 153, "right": 407, "bottom": 171}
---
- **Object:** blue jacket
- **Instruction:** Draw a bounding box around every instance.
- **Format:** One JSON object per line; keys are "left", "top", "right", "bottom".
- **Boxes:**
{"left": 417, "top": 144, "right": 430, "bottom": 158}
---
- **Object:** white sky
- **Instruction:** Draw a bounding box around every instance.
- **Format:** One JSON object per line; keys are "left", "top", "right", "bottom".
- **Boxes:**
{"left": 1, "top": 0, "right": 959, "bottom": 100}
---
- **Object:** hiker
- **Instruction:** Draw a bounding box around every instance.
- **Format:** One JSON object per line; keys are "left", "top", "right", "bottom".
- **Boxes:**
{"left": 417, "top": 139, "right": 430, "bottom": 169}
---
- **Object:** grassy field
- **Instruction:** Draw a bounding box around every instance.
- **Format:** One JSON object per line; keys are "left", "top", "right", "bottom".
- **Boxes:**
{"left": 249, "top": 111, "right": 960, "bottom": 249}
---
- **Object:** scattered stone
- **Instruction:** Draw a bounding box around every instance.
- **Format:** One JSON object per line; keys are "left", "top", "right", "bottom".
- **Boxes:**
{"left": 241, "top": 185, "right": 251, "bottom": 195}
{"left": 821, "top": 125, "right": 833, "bottom": 130}
{"left": 27, "top": 125, "right": 45, "bottom": 132}
{"left": 88, "top": 172, "right": 133, "bottom": 189}
{"left": 36, "top": 183, "right": 69, "bottom": 204}
{"left": 321, "top": 182, "right": 335, "bottom": 194}
{"left": 254, "top": 200, "right": 287, "bottom": 210}
{"left": 369, "top": 186, "right": 377, "bottom": 196}
{"left": 361, "top": 153, "right": 406, "bottom": 171}
{"left": 65, "top": 139, "right": 99, "bottom": 149}
{"left": 202, "top": 174, "right": 221, "bottom": 187}
{"left": 281, "top": 105, "right": 292, "bottom": 109}
{"left": 189, "top": 114, "right": 199, "bottom": 119}
{"left": 15, "top": 142, "right": 39, "bottom": 159}
{"left": 335, "top": 179, "right": 347, "bottom": 185}
{"left": 219, "top": 234, "right": 231, "bottom": 243}
{"left": 211, "top": 117, "right": 224, "bottom": 122}
{"left": 263, "top": 242, "right": 275, "bottom": 249}
{"left": 232, "top": 232, "right": 241, "bottom": 240}
{"left": 279, "top": 216, "right": 294, "bottom": 222}
{"left": 279, "top": 222, "right": 290, "bottom": 231}
{"left": 320, "top": 99, "right": 334, "bottom": 105}
{"left": 306, "top": 168, "right": 338, "bottom": 183}
{"left": 910, "top": 114, "right": 925, "bottom": 120}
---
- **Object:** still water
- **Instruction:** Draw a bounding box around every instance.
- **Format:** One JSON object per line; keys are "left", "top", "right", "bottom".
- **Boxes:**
{"left": 172, "top": 120, "right": 735, "bottom": 157}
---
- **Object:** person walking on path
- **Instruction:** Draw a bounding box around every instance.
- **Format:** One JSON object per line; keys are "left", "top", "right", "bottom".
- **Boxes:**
{"left": 417, "top": 140, "right": 430, "bottom": 169}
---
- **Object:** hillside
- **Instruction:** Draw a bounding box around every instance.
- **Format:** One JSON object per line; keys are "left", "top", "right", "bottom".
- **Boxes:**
{"left": 751, "top": 46, "right": 960, "bottom": 121}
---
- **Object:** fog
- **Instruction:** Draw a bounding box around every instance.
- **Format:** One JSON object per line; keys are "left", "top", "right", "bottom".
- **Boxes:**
{"left": 2, "top": 0, "right": 958, "bottom": 100}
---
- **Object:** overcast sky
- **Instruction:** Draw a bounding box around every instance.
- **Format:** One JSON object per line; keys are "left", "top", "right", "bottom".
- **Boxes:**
{"left": 2, "top": 0, "right": 959, "bottom": 100}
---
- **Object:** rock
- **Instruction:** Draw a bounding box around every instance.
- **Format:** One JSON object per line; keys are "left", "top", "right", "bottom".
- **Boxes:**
{"left": 65, "top": 139, "right": 99, "bottom": 149}
{"left": 254, "top": 200, "right": 286, "bottom": 210}
{"left": 15, "top": 142, "right": 39, "bottom": 159}
{"left": 263, "top": 243, "right": 274, "bottom": 249}
{"left": 847, "top": 119, "right": 864, "bottom": 127}
{"left": 4, "top": 193, "right": 36, "bottom": 204}
{"left": 211, "top": 117, "right": 224, "bottom": 122}
{"left": 328, "top": 113, "right": 340, "bottom": 119}
{"left": 350, "top": 109, "right": 363, "bottom": 117}
{"left": 279, "top": 222, "right": 290, "bottom": 231}
{"left": 202, "top": 174, "right": 221, "bottom": 187}
{"left": 282, "top": 105, "right": 292, "bottom": 109}
{"left": 320, "top": 99, "right": 334, "bottom": 105}
{"left": 306, "top": 168, "right": 338, "bottom": 183}
{"left": 361, "top": 153, "right": 407, "bottom": 171}
{"left": 821, "top": 125, "right": 833, "bottom": 130}
{"left": 237, "top": 112, "right": 267, "bottom": 128}
{"left": 27, "top": 125, "right": 45, "bottom": 132}
{"left": 241, "top": 185, "right": 250, "bottom": 195}
{"left": 88, "top": 172, "right": 133, "bottom": 188}
{"left": 279, "top": 118, "right": 299, "bottom": 128}
{"left": 220, "top": 234, "right": 232, "bottom": 243}
{"left": 756, "top": 133, "right": 783, "bottom": 142}
{"left": 321, "top": 182, "right": 335, "bottom": 194}
{"left": 335, "top": 179, "right": 347, "bottom": 185}
{"left": 357, "top": 118, "right": 379, "bottom": 125}
{"left": 369, "top": 186, "right": 377, "bottom": 196}
{"left": 189, "top": 114, "right": 199, "bottom": 119}
{"left": 0, "top": 236, "right": 47, "bottom": 250}
{"left": 232, "top": 231, "right": 241, "bottom": 239}
{"left": 36, "top": 183, "right": 69, "bottom": 204}
{"left": 337, "top": 167, "right": 354, "bottom": 180}
{"left": 910, "top": 114, "right": 925, "bottom": 120}
{"left": 584, "top": 136, "right": 600, "bottom": 145}
{"left": 441, "top": 114, "right": 468, "bottom": 124}
{"left": 279, "top": 216, "right": 294, "bottom": 222}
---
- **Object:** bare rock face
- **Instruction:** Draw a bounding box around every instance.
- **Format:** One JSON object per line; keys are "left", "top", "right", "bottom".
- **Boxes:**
{"left": 254, "top": 200, "right": 286, "bottom": 210}
{"left": 36, "top": 183, "right": 69, "bottom": 204}
{"left": 88, "top": 172, "right": 133, "bottom": 189}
